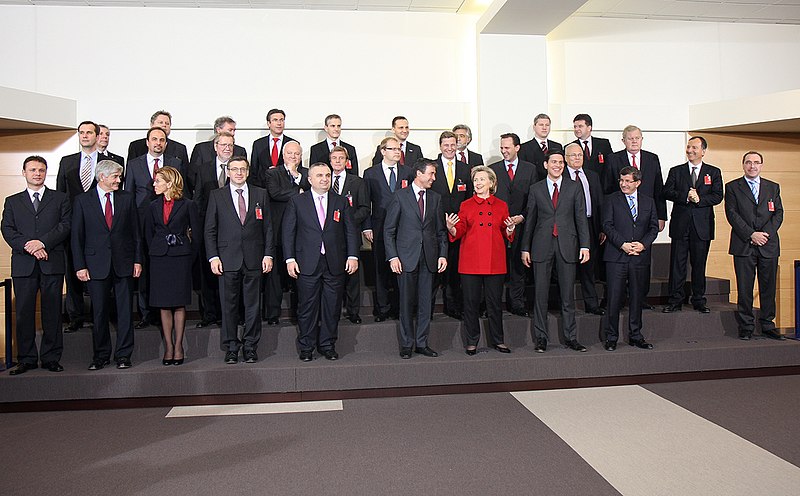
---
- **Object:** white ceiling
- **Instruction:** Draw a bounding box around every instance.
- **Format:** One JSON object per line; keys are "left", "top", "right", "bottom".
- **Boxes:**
{"left": 575, "top": 0, "right": 800, "bottom": 25}
{"left": 0, "top": 0, "right": 480, "bottom": 12}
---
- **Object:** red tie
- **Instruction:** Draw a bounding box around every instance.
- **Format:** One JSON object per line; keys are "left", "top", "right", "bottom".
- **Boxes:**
{"left": 271, "top": 137, "right": 279, "bottom": 167}
{"left": 541, "top": 141, "right": 548, "bottom": 154}
{"left": 632, "top": 154, "right": 638, "bottom": 169}
{"left": 417, "top": 190, "right": 425, "bottom": 219}
{"left": 552, "top": 183, "right": 559, "bottom": 237}
{"left": 459, "top": 151, "right": 466, "bottom": 163}
{"left": 400, "top": 147, "right": 406, "bottom": 166}
{"left": 507, "top": 163, "right": 514, "bottom": 181}
{"left": 152, "top": 157, "right": 159, "bottom": 177}
{"left": 104, "top": 192, "right": 113, "bottom": 229}
{"left": 583, "top": 140, "right": 591, "bottom": 161}
{"left": 331, "top": 141, "right": 337, "bottom": 148}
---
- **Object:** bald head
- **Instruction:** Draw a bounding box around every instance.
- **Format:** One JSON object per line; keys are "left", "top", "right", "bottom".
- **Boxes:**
{"left": 283, "top": 141, "right": 302, "bottom": 168}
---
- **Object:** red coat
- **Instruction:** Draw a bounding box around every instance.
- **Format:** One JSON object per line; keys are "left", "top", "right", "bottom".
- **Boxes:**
{"left": 450, "top": 194, "right": 513, "bottom": 275}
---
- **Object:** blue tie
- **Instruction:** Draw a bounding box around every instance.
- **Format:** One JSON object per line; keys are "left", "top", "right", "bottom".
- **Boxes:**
{"left": 389, "top": 167, "right": 397, "bottom": 193}
{"left": 748, "top": 179, "right": 758, "bottom": 203}
{"left": 628, "top": 195, "right": 637, "bottom": 221}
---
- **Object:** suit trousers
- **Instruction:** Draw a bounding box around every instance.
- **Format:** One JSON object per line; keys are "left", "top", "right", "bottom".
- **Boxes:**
{"left": 435, "top": 239, "right": 463, "bottom": 314}
{"left": 263, "top": 243, "right": 297, "bottom": 320}
{"left": 87, "top": 274, "right": 135, "bottom": 361}
{"left": 505, "top": 233, "right": 527, "bottom": 310}
{"left": 397, "top": 261, "right": 434, "bottom": 349}
{"left": 64, "top": 243, "right": 87, "bottom": 324}
{"left": 372, "top": 237, "right": 399, "bottom": 317}
{"left": 576, "top": 219, "right": 601, "bottom": 310}
{"left": 198, "top": 243, "right": 221, "bottom": 322}
{"left": 13, "top": 265, "right": 64, "bottom": 364}
{"left": 220, "top": 266, "right": 262, "bottom": 352}
{"left": 343, "top": 270, "right": 361, "bottom": 317}
{"left": 135, "top": 246, "right": 154, "bottom": 322}
{"left": 461, "top": 273, "right": 505, "bottom": 347}
{"left": 532, "top": 237, "right": 578, "bottom": 342}
{"left": 733, "top": 253, "right": 778, "bottom": 332}
{"left": 296, "top": 255, "right": 345, "bottom": 352}
{"left": 667, "top": 222, "right": 711, "bottom": 306}
{"left": 604, "top": 261, "right": 648, "bottom": 342}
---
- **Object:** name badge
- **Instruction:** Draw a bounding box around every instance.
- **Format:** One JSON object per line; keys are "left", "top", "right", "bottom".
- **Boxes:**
{"left": 457, "top": 183, "right": 467, "bottom": 192}
{"left": 704, "top": 174, "right": 711, "bottom": 185}
{"left": 346, "top": 193, "right": 353, "bottom": 207}
{"left": 255, "top": 204, "right": 263, "bottom": 220}
{"left": 333, "top": 209, "right": 341, "bottom": 222}
{"left": 401, "top": 179, "right": 408, "bottom": 189}
{"left": 598, "top": 154, "right": 604, "bottom": 164}
{"left": 346, "top": 160, "right": 352, "bottom": 170}
{"left": 768, "top": 201, "right": 775, "bottom": 212}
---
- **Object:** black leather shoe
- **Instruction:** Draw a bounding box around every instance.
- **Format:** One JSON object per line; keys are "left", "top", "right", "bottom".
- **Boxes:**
{"left": 266, "top": 317, "right": 280, "bottom": 326}
{"left": 694, "top": 304, "right": 711, "bottom": 314}
{"left": 534, "top": 339, "right": 547, "bottom": 353}
{"left": 629, "top": 338, "right": 654, "bottom": 350}
{"left": 42, "top": 361, "right": 64, "bottom": 372}
{"left": 299, "top": 350, "right": 313, "bottom": 362}
{"left": 492, "top": 344, "right": 511, "bottom": 353}
{"left": 445, "top": 310, "right": 463, "bottom": 320}
{"left": 642, "top": 302, "right": 656, "bottom": 310}
{"left": 375, "top": 313, "right": 389, "bottom": 322}
{"left": 739, "top": 330, "right": 753, "bottom": 341}
{"left": 135, "top": 320, "right": 151, "bottom": 329}
{"left": 662, "top": 304, "right": 682, "bottom": 313}
{"left": 64, "top": 321, "right": 82, "bottom": 333}
{"left": 88, "top": 359, "right": 110, "bottom": 370}
{"left": 399, "top": 347, "right": 412, "bottom": 359}
{"left": 195, "top": 319, "right": 214, "bottom": 328}
{"left": 510, "top": 307, "right": 530, "bottom": 317}
{"left": 465, "top": 347, "right": 477, "bottom": 356}
{"left": 762, "top": 329, "right": 786, "bottom": 341}
{"left": 9, "top": 362, "right": 37, "bottom": 375}
{"left": 244, "top": 350, "right": 258, "bottom": 363}
{"left": 322, "top": 349, "right": 339, "bottom": 360}
{"left": 347, "top": 314, "right": 362, "bottom": 324}
{"left": 414, "top": 346, "right": 438, "bottom": 357}
{"left": 565, "top": 340, "right": 588, "bottom": 352}
{"left": 604, "top": 341, "right": 617, "bottom": 351}
{"left": 586, "top": 307, "right": 606, "bottom": 316}
{"left": 116, "top": 357, "right": 132, "bottom": 369}
{"left": 224, "top": 351, "right": 238, "bottom": 364}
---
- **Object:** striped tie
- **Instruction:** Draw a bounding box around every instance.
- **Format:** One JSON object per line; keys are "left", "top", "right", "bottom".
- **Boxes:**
{"left": 748, "top": 179, "right": 758, "bottom": 203}
{"left": 628, "top": 195, "right": 637, "bottom": 221}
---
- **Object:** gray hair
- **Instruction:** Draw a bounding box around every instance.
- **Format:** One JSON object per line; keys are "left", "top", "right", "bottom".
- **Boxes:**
{"left": 95, "top": 159, "right": 123, "bottom": 181}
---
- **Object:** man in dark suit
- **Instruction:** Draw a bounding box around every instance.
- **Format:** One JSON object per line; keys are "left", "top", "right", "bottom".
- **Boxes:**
{"left": 264, "top": 141, "right": 309, "bottom": 325}
{"left": 72, "top": 160, "right": 142, "bottom": 370}
{"left": 205, "top": 157, "right": 274, "bottom": 364}
{"left": 125, "top": 126, "right": 183, "bottom": 329}
{"left": 489, "top": 133, "right": 537, "bottom": 316}
{"left": 2, "top": 156, "right": 71, "bottom": 375}
{"left": 189, "top": 116, "right": 247, "bottom": 178}
{"left": 330, "top": 146, "right": 371, "bottom": 324}
{"left": 662, "top": 136, "right": 724, "bottom": 314}
{"left": 97, "top": 125, "right": 125, "bottom": 168}
{"left": 607, "top": 125, "right": 668, "bottom": 310}
{"left": 371, "top": 116, "right": 423, "bottom": 166}
{"left": 430, "top": 131, "right": 473, "bottom": 319}
{"left": 602, "top": 166, "right": 659, "bottom": 351}
{"left": 452, "top": 124, "right": 484, "bottom": 167}
{"left": 725, "top": 151, "right": 784, "bottom": 341}
{"left": 384, "top": 158, "right": 448, "bottom": 359}
{"left": 571, "top": 113, "right": 614, "bottom": 185}
{"left": 56, "top": 120, "right": 105, "bottom": 332}
{"left": 284, "top": 162, "right": 360, "bottom": 361}
{"left": 363, "top": 136, "right": 412, "bottom": 321}
{"left": 519, "top": 113, "right": 563, "bottom": 182}
{"left": 521, "top": 150, "right": 591, "bottom": 353}
{"left": 193, "top": 131, "right": 237, "bottom": 328}
{"left": 250, "top": 108, "right": 298, "bottom": 188}
{"left": 309, "top": 114, "right": 359, "bottom": 175}
{"left": 127, "top": 110, "right": 189, "bottom": 166}
{"left": 564, "top": 143, "right": 605, "bottom": 315}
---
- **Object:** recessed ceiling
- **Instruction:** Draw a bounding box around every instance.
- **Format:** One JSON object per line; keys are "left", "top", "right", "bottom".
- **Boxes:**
{"left": 575, "top": 0, "right": 800, "bottom": 26}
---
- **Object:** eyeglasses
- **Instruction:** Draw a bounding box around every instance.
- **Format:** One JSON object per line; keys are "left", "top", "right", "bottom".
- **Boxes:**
{"left": 566, "top": 153, "right": 583, "bottom": 158}
{"left": 216, "top": 143, "right": 234, "bottom": 149}
{"left": 383, "top": 147, "right": 401, "bottom": 151}
{"left": 227, "top": 167, "right": 248, "bottom": 173}
{"left": 744, "top": 161, "right": 762, "bottom": 166}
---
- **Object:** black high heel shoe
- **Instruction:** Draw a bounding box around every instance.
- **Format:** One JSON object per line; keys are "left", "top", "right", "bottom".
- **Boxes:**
{"left": 162, "top": 356, "right": 174, "bottom": 366}
{"left": 173, "top": 347, "right": 184, "bottom": 366}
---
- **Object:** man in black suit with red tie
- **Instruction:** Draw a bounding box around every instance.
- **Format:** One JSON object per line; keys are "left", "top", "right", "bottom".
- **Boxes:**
{"left": 384, "top": 158, "right": 448, "bottom": 359}
{"left": 452, "top": 124, "right": 484, "bottom": 167}
{"left": 489, "top": 133, "right": 537, "bottom": 316}
{"left": 283, "top": 162, "right": 360, "bottom": 361}
{"left": 72, "top": 160, "right": 142, "bottom": 370}
{"left": 189, "top": 116, "right": 247, "bottom": 178}
{"left": 2, "top": 156, "right": 71, "bottom": 375}
{"left": 97, "top": 125, "right": 125, "bottom": 168}
{"left": 571, "top": 113, "right": 614, "bottom": 185}
{"left": 205, "top": 157, "right": 274, "bottom": 364}
{"left": 309, "top": 114, "right": 359, "bottom": 175}
{"left": 430, "top": 131, "right": 473, "bottom": 319}
{"left": 372, "top": 116, "right": 423, "bottom": 166}
{"left": 250, "top": 108, "right": 298, "bottom": 188}
{"left": 519, "top": 113, "right": 563, "bottom": 182}
{"left": 127, "top": 110, "right": 189, "bottom": 167}
{"left": 602, "top": 166, "right": 659, "bottom": 351}
{"left": 662, "top": 136, "right": 723, "bottom": 314}
{"left": 725, "top": 152, "right": 783, "bottom": 341}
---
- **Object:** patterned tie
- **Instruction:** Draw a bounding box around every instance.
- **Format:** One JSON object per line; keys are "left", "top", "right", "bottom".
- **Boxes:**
{"left": 218, "top": 164, "right": 227, "bottom": 188}
{"left": 271, "top": 137, "right": 280, "bottom": 167}
{"left": 575, "top": 169, "right": 591, "bottom": 217}
{"left": 552, "top": 182, "right": 559, "bottom": 237}
{"left": 691, "top": 166, "right": 698, "bottom": 185}
{"left": 628, "top": 195, "right": 637, "bottom": 221}
{"left": 459, "top": 151, "right": 466, "bottom": 164}
{"left": 80, "top": 155, "right": 93, "bottom": 192}
{"left": 317, "top": 195, "right": 326, "bottom": 254}
{"left": 104, "top": 192, "right": 113, "bottom": 229}
{"left": 32, "top": 192, "right": 40, "bottom": 212}
{"left": 333, "top": 174, "right": 341, "bottom": 195}
{"left": 236, "top": 189, "right": 246, "bottom": 225}
{"left": 748, "top": 179, "right": 758, "bottom": 203}
{"left": 417, "top": 190, "right": 425, "bottom": 220}
{"left": 507, "top": 163, "right": 514, "bottom": 182}
{"left": 446, "top": 161, "right": 455, "bottom": 191}
{"left": 583, "top": 140, "right": 590, "bottom": 162}
{"left": 631, "top": 154, "right": 638, "bottom": 169}
{"left": 541, "top": 141, "right": 548, "bottom": 154}
{"left": 388, "top": 167, "right": 396, "bottom": 192}
{"left": 152, "top": 157, "right": 160, "bottom": 177}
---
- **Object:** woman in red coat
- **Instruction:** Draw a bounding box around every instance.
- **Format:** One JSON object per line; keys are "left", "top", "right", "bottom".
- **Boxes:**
{"left": 446, "top": 166, "right": 516, "bottom": 355}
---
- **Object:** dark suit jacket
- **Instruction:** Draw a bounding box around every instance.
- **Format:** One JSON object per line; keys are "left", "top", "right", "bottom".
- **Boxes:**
{"left": 309, "top": 140, "right": 359, "bottom": 176}
{"left": 71, "top": 189, "right": 142, "bottom": 279}
{"left": 521, "top": 177, "right": 590, "bottom": 263}
{"left": 571, "top": 136, "right": 613, "bottom": 182}
{"left": 143, "top": 197, "right": 202, "bottom": 258}
{"left": 189, "top": 140, "right": 247, "bottom": 172}
{"left": 363, "top": 163, "right": 412, "bottom": 240}
{"left": 725, "top": 176, "right": 782, "bottom": 258}
{"left": 124, "top": 155, "right": 184, "bottom": 215}
{"left": 384, "top": 186, "right": 448, "bottom": 273}
{"left": 566, "top": 167, "right": 604, "bottom": 238}
{"left": 1, "top": 188, "right": 71, "bottom": 276}
{"left": 602, "top": 191, "right": 659, "bottom": 264}
{"left": 101, "top": 150, "right": 125, "bottom": 168}
{"left": 283, "top": 191, "right": 360, "bottom": 276}
{"left": 334, "top": 173, "right": 371, "bottom": 230}
{"left": 430, "top": 155, "right": 473, "bottom": 214}
{"left": 372, "top": 140, "right": 423, "bottom": 166}
{"left": 606, "top": 149, "right": 667, "bottom": 221}
{"left": 56, "top": 152, "right": 119, "bottom": 202}
{"left": 250, "top": 134, "right": 298, "bottom": 188}
{"left": 489, "top": 159, "right": 536, "bottom": 217}
{"left": 519, "top": 138, "right": 563, "bottom": 181}
{"left": 127, "top": 138, "right": 189, "bottom": 167}
{"left": 204, "top": 185, "right": 273, "bottom": 271}
{"left": 265, "top": 165, "right": 310, "bottom": 244}
{"left": 663, "top": 162, "right": 723, "bottom": 241}
{"left": 193, "top": 159, "right": 227, "bottom": 219}
{"left": 456, "top": 149, "right": 484, "bottom": 167}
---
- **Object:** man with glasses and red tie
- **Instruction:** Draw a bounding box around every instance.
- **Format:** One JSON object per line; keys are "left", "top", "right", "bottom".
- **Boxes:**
{"left": 452, "top": 124, "right": 484, "bottom": 167}
{"left": 250, "top": 108, "right": 298, "bottom": 188}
